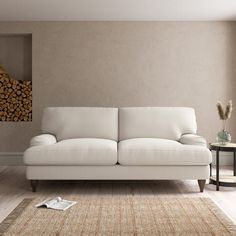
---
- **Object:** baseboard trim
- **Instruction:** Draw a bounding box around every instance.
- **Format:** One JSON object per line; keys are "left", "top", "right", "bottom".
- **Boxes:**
{"left": 0, "top": 152, "right": 23, "bottom": 166}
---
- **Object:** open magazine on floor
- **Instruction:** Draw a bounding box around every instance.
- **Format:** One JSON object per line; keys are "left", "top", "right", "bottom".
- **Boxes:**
{"left": 35, "top": 197, "right": 76, "bottom": 211}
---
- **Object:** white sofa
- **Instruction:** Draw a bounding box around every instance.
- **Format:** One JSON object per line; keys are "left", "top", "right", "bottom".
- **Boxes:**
{"left": 24, "top": 107, "right": 212, "bottom": 192}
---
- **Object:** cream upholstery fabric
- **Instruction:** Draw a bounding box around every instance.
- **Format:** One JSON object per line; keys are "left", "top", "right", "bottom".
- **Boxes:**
{"left": 180, "top": 134, "right": 207, "bottom": 147}
{"left": 118, "top": 138, "right": 212, "bottom": 166}
{"left": 30, "top": 134, "right": 57, "bottom": 147}
{"left": 26, "top": 165, "right": 210, "bottom": 180}
{"left": 24, "top": 138, "right": 117, "bottom": 166}
{"left": 24, "top": 107, "right": 211, "bottom": 183}
{"left": 41, "top": 107, "right": 118, "bottom": 141}
{"left": 119, "top": 107, "right": 197, "bottom": 141}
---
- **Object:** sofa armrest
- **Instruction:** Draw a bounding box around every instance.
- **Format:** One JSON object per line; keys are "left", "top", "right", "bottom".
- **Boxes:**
{"left": 30, "top": 134, "right": 57, "bottom": 147}
{"left": 180, "top": 134, "right": 207, "bottom": 147}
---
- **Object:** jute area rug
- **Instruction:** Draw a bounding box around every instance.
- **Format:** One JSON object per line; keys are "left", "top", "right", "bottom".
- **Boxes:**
{"left": 0, "top": 197, "right": 236, "bottom": 236}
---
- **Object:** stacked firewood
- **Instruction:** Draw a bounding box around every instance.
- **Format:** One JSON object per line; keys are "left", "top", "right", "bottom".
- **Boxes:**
{"left": 0, "top": 66, "right": 32, "bottom": 121}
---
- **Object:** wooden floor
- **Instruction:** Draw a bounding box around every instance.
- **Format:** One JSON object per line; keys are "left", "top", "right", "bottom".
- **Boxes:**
{"left": 0, "top": 166, "right": 236, "bottom": 224}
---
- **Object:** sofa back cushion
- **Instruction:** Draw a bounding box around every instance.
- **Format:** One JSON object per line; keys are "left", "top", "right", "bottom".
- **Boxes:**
{"left": 41, "top": 107, "right": 118, "bottom": 141}
{"left": 119, "top": 107, "right": 197, "bottom": 141}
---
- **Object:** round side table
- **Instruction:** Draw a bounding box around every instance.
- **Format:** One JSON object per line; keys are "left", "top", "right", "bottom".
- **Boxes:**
{"left": 209, "top": 143, "right": 236, "bottom": 191}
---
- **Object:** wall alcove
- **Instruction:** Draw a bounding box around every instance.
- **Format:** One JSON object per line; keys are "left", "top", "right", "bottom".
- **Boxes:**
{"left": 0, "top": 34, "right": 32, "bottom": 121}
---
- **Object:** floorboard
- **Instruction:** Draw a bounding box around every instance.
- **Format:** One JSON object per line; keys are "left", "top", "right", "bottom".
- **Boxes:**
{"left": 0, "top": 166, "right": 236, "bottom": 223}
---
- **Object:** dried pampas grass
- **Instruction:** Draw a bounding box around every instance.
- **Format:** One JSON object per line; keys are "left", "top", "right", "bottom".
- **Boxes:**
{"left": 225, "top": 100, "right": 233, "bottom": 119}
{"left": 217, "top": 102, "right": 225, "bottom": 120}
{"left": 216, "top": 100, "right": 233, "bottom": 120}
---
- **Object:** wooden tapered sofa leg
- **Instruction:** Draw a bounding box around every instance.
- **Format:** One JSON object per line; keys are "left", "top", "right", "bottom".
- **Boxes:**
{"left": 198, "top": 179, "right": 206, "bottom": 192}
{"left": 30, "top": 180, "right": 39, "bottom": 192}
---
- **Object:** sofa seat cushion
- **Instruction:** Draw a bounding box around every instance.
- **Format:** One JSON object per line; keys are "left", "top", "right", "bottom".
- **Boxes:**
{"left": 118, "top": 138, "right": 212, "bottom": 166}
{"left": 24, "top": 138, "right": 117, "bottom": 166}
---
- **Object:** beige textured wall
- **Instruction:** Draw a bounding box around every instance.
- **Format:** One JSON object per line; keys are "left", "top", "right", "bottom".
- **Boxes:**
{"left": 0, "top": 22, "right": 235, "bottom": 152}
{"left": 0, "top": 34, "right": 32, "bottom": 81}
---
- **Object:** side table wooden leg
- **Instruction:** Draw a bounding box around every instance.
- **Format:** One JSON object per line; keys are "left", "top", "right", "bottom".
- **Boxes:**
{"left": 234, "top": 151, "right": 236, "bottom": 176}
{"left": 216, "top": 149, "right": 219, "bottom": 191}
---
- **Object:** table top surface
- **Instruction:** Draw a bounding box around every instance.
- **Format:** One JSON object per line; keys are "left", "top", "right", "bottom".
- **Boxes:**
{"left": 210, "top": 143, "right": 236, "bottom": 148}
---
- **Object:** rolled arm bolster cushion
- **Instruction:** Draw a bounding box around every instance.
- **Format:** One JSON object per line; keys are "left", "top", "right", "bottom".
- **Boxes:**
{"left": 180, "top": 134, "right": 207, "bottom": 147}
{"left": 30, "top": 134, "right": 57, "bottom": 147}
